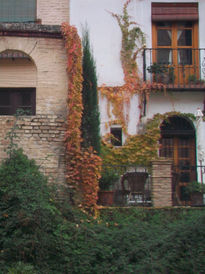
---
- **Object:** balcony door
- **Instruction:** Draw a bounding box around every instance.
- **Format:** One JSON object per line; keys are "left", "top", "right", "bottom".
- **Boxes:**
{"left": 152, "top": 21, "right": 199, "bottom": 85}
{"left": 159, "top": 116, "right": 196, "bottom": 205}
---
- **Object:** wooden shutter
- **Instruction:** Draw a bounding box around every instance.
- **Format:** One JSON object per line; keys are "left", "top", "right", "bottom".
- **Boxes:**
{"left": 152, "top": 3, "right": 198, "bottom": 22}
{"left": 0, "top": 0, "right": 36, "bottom": 22}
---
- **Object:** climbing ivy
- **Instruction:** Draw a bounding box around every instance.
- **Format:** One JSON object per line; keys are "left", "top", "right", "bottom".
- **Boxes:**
{"left": 61, "top": 23, "right": 102, "bottom": 212}
{"left": 101, "top": 111, "right": 192, "bottom": 170}
{"left": 100, "top": 0, "right": 163, "bottom": 132}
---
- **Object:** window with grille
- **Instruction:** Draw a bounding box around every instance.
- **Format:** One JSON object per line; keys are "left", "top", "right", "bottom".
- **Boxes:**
{"left": 0, "top": 0, "right": 36, "bottom": 23}
{"left": 0, "top": 88, "right": 36, "bottom": 115}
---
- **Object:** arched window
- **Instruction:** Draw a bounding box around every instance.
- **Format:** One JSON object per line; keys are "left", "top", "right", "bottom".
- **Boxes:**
{"left": 0, "top": 50, "right": 36, "bottom": 115}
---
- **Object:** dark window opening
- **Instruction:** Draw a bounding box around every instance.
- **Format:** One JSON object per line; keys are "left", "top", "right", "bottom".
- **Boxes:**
{"left": 0, "top": 88, "right": 36, "bottom": 115}
{"left": 111, "top": 127, "right": 122, "bottom": 146}
{"left": 180, "top": 186, "right": 191, "bottom": 201}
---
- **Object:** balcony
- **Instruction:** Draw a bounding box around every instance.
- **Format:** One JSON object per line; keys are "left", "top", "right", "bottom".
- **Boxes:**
{"left": 143, "top": 48, "right": 205, "bottom": 91}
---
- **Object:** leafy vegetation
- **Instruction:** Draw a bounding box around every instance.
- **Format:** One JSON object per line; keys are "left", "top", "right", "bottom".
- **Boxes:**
{"left": 81, "top": 27, "right": 101, "bottom": 154}
{"left": 61, "top": 23, "right": 102, "bottom": 211}
{"left": 99, "top": 167, "right": 119, "bottom": 190}
{"left": 1, "top": 182, "right": 205, "bottom": 274}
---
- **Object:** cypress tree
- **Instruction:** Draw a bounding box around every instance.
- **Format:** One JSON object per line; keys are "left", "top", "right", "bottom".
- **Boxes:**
{"left": 81, "top": 27, "right": 101, "bottom": 154}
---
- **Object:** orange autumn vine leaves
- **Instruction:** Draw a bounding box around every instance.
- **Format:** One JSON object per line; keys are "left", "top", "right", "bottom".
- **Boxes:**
{"left": 61, "top": 23, "right": 102, "bottom": 211}
{"left": 100, "top": 0, "right": 163, "bottom": 131}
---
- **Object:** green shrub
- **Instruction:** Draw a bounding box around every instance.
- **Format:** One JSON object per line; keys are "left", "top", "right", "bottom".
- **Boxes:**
{"left": 1, "top": 148, "right": 205, "bottom": 273}
{"left": 99, "top": 168, "right": 119, "bottom": 190}
{"left": 7, "top": 261, "right": 37, "bottom": 274}
{"left": 0, "top": 149, "right": 62, "bottom": 272}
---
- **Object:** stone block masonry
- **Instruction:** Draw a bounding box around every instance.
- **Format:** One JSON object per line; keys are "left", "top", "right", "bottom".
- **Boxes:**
{"left": 152, "top": 159, "right": 173, "bottom": 207}
{"left": 0, "top": 115, "right": 66, "bottom": 185}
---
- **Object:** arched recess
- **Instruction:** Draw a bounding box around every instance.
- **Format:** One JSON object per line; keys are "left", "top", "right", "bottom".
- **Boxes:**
{"left": 0, "top": 50, "right": 37, "bottom": 115}
{"left": 160, "top": 115, "right": 196, "bottom": 205}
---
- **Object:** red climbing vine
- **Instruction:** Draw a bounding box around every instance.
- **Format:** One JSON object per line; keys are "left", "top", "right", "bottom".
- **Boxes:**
{"left": 61, "top": 23, "right": 102, "bottom": 212}
{"left": 100, "top": 0, "right": 163, "bottom": 132}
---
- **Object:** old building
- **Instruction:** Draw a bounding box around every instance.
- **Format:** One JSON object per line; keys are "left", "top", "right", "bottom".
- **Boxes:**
{"left": 0, "top": 0, "right": 69, "bottom": 184}
{"left": 71, "top": 0, "right": 205, "bottom": 205}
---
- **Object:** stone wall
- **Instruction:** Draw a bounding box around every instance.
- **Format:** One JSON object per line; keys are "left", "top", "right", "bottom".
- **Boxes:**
{"left": 0, "top": 115, "right": 66, "bottom": 184}
{"left": 152, "top": 159, "right": 173, "bottom": 207}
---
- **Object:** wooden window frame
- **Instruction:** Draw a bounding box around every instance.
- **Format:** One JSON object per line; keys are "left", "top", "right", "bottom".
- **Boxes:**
{"left": 0, "top": 88, "right": 36, "bottom": 115}
{"left": 152, "top": 22, "right": 198, "bottom": 63}
{"left": 152, "top": 21, "right": 199, "bottom": 85}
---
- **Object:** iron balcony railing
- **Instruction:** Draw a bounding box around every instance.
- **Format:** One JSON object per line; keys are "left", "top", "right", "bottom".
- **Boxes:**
{"left": 143, "top": 48, "right": 205, "bottom": 90}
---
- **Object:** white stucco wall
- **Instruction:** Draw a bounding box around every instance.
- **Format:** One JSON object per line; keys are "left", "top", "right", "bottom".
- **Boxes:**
{"left": 70, "top": 0, "right": 205, "bottom": 173}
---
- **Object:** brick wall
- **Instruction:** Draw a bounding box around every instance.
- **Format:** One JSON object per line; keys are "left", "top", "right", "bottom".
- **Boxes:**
{"left": 37, "top": 0, "right": 70, "bottom": 25}
{"left": 0, "top": 36, "right": 68, "bottom": 116}
{"left": 0, "top": 115, "right": 66, "bottom": 184}
{"left": 152, "top": 159, "right": 173, "bottom": 207}
{"left": 0, "top": 32, "right": 68, "bottom": 186}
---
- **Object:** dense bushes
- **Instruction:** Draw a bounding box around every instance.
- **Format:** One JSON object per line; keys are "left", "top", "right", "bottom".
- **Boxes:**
{"left": 0, "top": 149, "right": 205, "bottom": 273}
{"left": 0, "top": 149, "right": 65, "bottom": 273}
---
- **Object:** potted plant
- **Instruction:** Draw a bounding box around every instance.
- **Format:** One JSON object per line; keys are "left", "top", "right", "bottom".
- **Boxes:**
{"left": 188, "top": 74, "right": 198, "bottom": 85}
{"left": 147, "top": 62, "right": 168, "bottom": 83}
{"left": 185, "top": 181, "right": 205, "bottom": 206}
{"left": 98, "top": 168, "right": 119, "bottom": 206}
{"left": 187, "top": 75, "right": 205, "bottom": 86}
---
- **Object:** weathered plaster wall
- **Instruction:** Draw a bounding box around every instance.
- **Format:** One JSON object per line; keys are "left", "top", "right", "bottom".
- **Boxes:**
{"left": 37, "top": 0, "right": 69, "bottom": 25}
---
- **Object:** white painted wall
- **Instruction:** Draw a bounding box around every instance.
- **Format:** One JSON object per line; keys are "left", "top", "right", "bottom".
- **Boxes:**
{"left": 70, "top": 0, "right": 205, "bottom": 173}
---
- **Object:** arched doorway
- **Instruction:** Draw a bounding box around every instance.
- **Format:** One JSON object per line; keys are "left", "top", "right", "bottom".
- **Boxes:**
{"left": 160, "top": 116, "right": 196, "bottom": 205}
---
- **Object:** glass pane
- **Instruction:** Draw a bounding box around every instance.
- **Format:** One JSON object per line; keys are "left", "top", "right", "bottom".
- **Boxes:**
{"left": 156, "top": 22, "right": 172, "bottom": 27}
{"left": 0, "top": 91, "right": 10, "bottom": 105}
{"left": 159, "top": 147, "right": 173, "bottom": 158}
{"left": 157, "top": 29, "right": 172, "bottom": 46}
{"left": 21, "top": 92, "right": 31, "bottom": 106}
{"left": 111, "top": 128, "right": 122, "bottom": 146}
{"left": 178, "top": 138, "right": 189, "bottom": 146}
{"left": 179, "top": 160, "right": 190, "bottom": 170}
{"left": 180, "top": 172, "right": 190, "bottom": 183}
{"left": 178, "top": 49, "right": 192, "bottom": 65}
{"left": 177, "top": 30, "right": 192, "bottom": 46}
{"left": 159, "top": 138, "right": 174, "bottom": 158}
{"left": 177, "top": 22, "right": 193, "bottom": 28}
{"left": 157, "top": 49, "right": 172, "bottom": 64}
{"left": 178, "top": 148, "right": 189, "bottom": 158}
